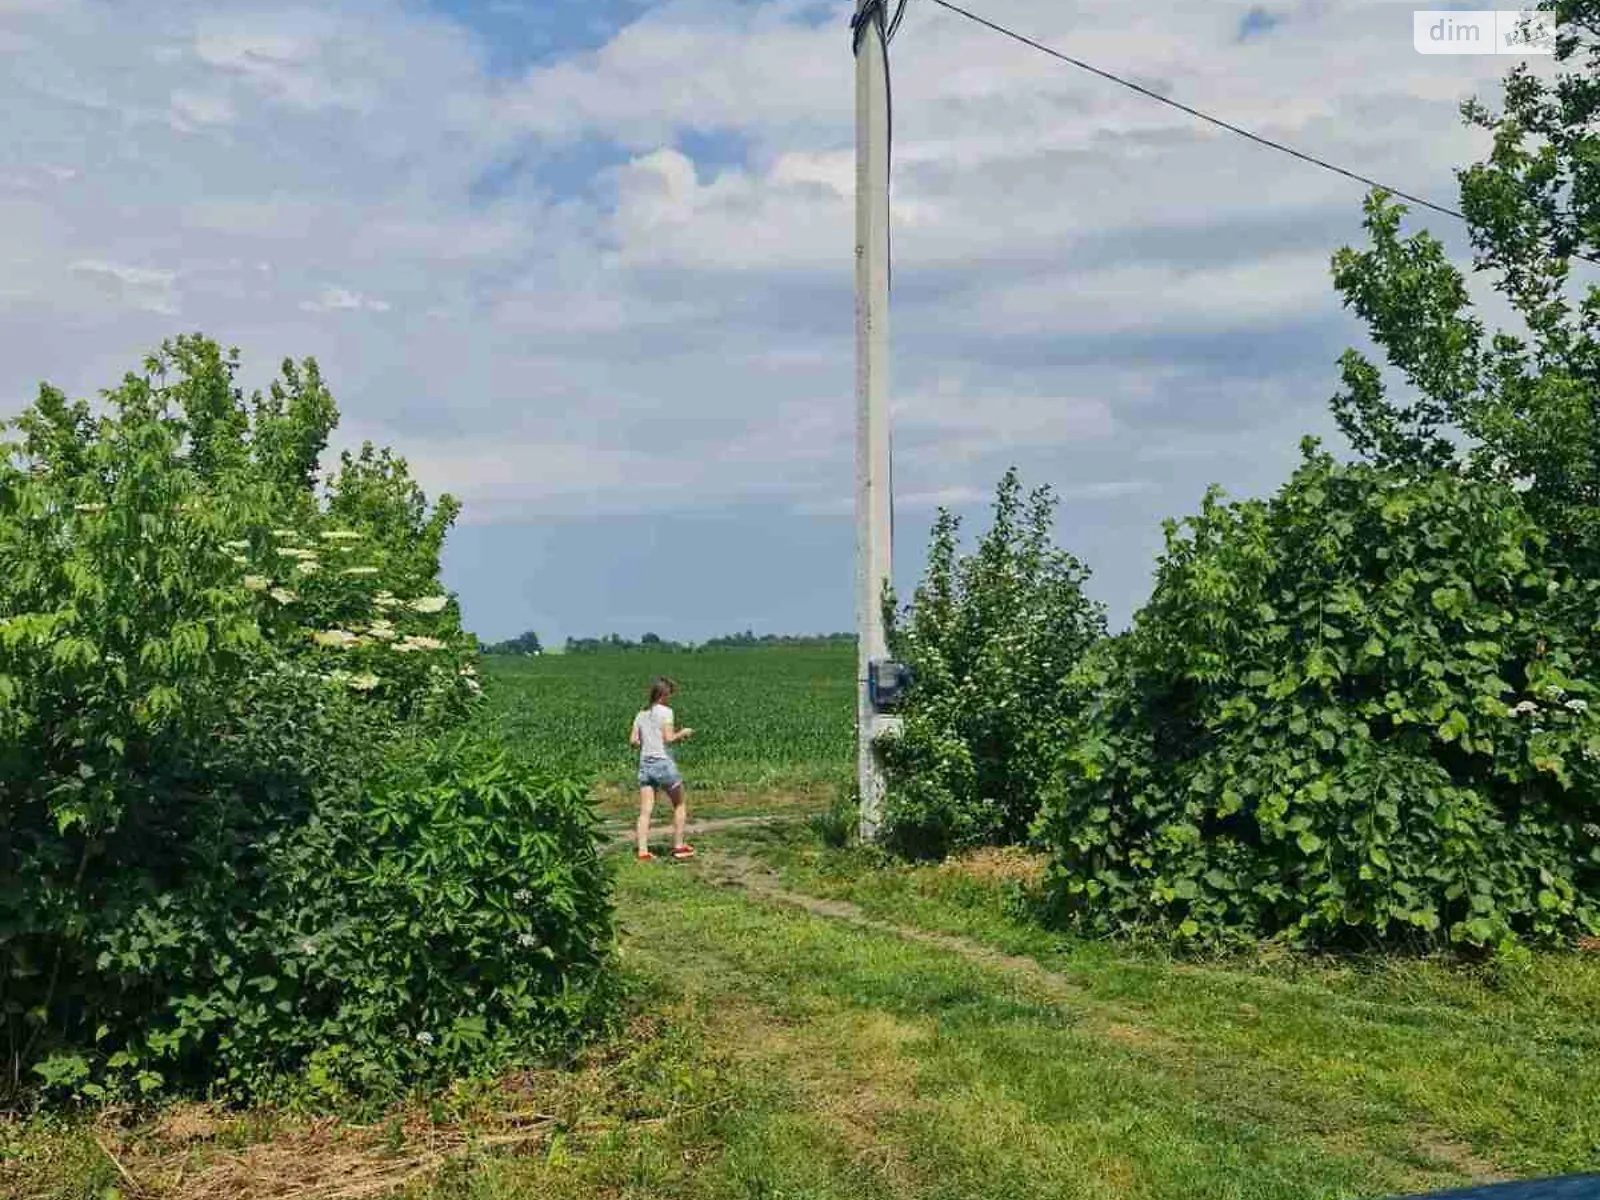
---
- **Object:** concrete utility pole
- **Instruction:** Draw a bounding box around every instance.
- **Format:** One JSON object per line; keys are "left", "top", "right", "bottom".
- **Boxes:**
{"left": 854, "top": 0, "right": 894, "bottom": 840}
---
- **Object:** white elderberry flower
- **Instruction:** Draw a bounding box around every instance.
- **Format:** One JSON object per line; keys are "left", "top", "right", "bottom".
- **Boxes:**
{"left": 517, "top": 933, "right": 538, "bottom": 948}
{"left": 410, "top": 595, "right": 448, "bottom": 614}
{"left": 243, "top": 575, "right": 269, "bottom": 591}
{"left": 415, "top": 1031, "right": 434, "bottom": 1046}
{"left": 1514, "top": 701, "right": 1539, "bottom": 716}
{"left": 513, "top": 888, "right": 533, "bottom": 903}
{"left": 1566, "top": 698, "right": 1589, "bottom": 713}
{"left": 269, "top": 587, "right": 297, "bottom": 604}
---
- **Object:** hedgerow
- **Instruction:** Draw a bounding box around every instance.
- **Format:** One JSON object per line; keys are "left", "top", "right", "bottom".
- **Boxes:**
{"left": 1, "top": 336, "right": 612, "bottom": 1104}
{"left": 1039, "top": 446, "right": 1600, "bottom": 950}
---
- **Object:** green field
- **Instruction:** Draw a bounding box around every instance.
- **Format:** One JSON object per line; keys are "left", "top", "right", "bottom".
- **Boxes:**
{"left": 484, "top": 645, "right": 856, "bottom": 795}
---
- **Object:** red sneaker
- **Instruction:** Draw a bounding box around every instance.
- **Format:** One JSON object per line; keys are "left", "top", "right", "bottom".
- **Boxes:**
{"left": 672, "top": 844, "right": 696, "bottom": 860}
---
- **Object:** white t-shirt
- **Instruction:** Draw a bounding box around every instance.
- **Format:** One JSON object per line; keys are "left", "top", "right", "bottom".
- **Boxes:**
{"left": 634, "top": 703, "right": 673, "bottom": 760}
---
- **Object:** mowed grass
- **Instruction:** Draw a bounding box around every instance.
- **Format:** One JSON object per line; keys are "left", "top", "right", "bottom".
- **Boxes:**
{"left": 11, "top": 820, "right": 1600, "bottom": 1199}
{"left": 418, "top": 835, "right": 1600, "bottom": 1197}
{"left": 483, "top": 646, "right": 855, "bottom": 795}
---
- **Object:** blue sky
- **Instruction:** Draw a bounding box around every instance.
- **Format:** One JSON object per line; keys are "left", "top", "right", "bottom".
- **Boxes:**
{"left": 0, "top": 0, "right": 1543, "bottom": 644}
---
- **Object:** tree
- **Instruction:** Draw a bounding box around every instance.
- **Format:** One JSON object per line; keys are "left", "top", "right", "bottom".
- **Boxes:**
{"left": 1037, "top": 12, "right": 1600, "bottom": 950}
{"left": 486, "top": 630, "right": 542, "bottom": 656}
{"left": 879, "top": 468, "right": 1107, "bottom": 857}
{"left": 0, "top": 336, "right": 529, "bottom": 1102}
{"left": 1329, "top": 0, "right": 1600, "bottom": 547}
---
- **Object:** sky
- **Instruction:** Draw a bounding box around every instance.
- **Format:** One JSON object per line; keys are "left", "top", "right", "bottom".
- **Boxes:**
{"left": 0, "top": 0, "right": 1550, "bottom": 644}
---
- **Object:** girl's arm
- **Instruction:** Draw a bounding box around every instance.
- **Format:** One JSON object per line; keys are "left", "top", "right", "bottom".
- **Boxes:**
{"left": 629, "top": 719, "right": 640, "bottom": 748}
{"left": 663, "top": 719, "right": 694, "bottom": 743}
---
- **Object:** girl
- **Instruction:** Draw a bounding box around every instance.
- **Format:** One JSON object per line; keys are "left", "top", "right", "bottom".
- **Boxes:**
{"left": 630, "top": 676, "right": 696, "bottom": 861}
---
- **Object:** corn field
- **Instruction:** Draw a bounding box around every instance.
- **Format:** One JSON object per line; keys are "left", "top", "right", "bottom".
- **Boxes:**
{"left": 484, "top": 645, "right": 855, "bottom": 792}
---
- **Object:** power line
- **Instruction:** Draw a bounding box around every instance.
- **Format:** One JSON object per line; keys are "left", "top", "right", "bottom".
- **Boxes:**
{"left": 924, "top": 0, "right": 1475, "bottom": 223}
{"left": 930, "top": 0, "right": 1600, "bottom": 268}
{"left": 921, "top": 0, "right": 1600, "bottom": 272}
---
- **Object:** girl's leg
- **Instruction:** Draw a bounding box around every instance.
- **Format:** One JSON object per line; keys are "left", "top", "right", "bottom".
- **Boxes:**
{"left": 636, "top": 786, "right": 655, "bottom": 855}
{"left": 668, "top": 782, "right": 688, "bottom": 849}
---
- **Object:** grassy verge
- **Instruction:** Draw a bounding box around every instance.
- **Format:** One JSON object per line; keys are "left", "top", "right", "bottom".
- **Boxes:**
{"left": 1, "top": 1001, "right": 828, "bottom": 1200}
{"left": 11, "top": 806, "right": 1598, "bottom": 1199}
{"left": 617, "top": 857, "right": 1463, "bottom": 1199}
{"left": 711, "top": 822, "right": 1600, "bottom": 1182}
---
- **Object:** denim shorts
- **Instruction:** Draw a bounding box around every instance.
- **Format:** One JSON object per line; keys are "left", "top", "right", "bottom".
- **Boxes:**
{"left": 638, "top": 756, "right": 682, "bottom": 790}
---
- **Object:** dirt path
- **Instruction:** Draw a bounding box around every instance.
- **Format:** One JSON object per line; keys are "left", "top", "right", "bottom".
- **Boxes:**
{"left": 696, "top": 852, "right": 1090, "bottom": 1003}
{"left": 597, "top": 813, "right": 801, "bottom": 853}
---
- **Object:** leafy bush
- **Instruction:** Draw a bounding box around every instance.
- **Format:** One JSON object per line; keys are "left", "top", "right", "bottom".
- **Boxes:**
{"left": 879, "top": 469, "right": 1106, "bottom": 859}
{"left": 2, "top": 337, "right": 609, "bottom": 1104}
{"left": 1039, "top": 444, "right": 1600, "bottom": 951}
{"left": 19, "top": 666, "right": 387, "bottom": 1102}
{"left": 171, "top": 733, "right": 610, "bottom": 1105}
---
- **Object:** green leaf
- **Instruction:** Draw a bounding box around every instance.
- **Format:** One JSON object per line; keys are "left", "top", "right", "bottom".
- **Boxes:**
{"left": 1437, "top": 710, "right": 1470, "bottom": 743}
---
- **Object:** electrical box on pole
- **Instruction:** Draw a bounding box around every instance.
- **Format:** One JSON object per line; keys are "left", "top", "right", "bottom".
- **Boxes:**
{"left": 868, "top": 659, "right": 913, "bottom": 711}
{"left": 853, "top": 0, "right": 896, "bottom": 840}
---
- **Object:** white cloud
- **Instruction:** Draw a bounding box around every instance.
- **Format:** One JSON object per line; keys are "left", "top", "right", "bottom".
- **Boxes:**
{"left": 962, "top": 250, "right": 1337, "bottom": 338}
{"left": 169, "top": 88, "right": 236, "bottom": 130}
{"left": 69, "top": 260, "right": 180, "bottom": 315}
{"left": 0, "top": 0, "right": 1563, "bottom": 634}
{"left": 299, "top": 285, "right": 391, "bottom": 314}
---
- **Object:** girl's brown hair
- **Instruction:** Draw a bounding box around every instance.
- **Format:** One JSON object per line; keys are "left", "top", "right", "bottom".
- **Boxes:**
{"left": 645, "top": 677, "right": 675, "bottom": 712}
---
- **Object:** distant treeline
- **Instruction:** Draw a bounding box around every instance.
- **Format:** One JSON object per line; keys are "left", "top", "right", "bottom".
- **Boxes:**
{"left": 480, "top": 630, "right": 543, "bottom": 656}
{"left": 481, "top": 629, "right": 854, "bottom": 655}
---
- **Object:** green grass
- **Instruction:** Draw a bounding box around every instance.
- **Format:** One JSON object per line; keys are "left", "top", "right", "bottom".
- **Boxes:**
{"left": 13, "top": 820, "right": 1600, "bottom": 1198}
{"left": 483, "top": 646, "right": 855, "bottom": 794}
{"left": 710, "top": 824, "right": 1600, "bottom": 1181}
